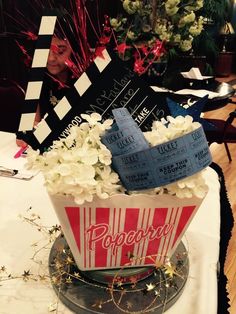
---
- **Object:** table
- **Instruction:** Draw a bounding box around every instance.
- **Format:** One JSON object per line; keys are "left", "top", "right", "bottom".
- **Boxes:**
{"left": 152, "top": 80, "right": 235, "bottom": 112}
{"left": 0, "top": 132, "right": 221, "bottom": 313}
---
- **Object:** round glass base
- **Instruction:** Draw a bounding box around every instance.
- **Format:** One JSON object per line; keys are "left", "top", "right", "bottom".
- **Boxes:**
{"left": 49, "top": 235, "right": 189, "bottom": 313}
{"left": 81, "top": 265, "right": 155, "bottom": 285}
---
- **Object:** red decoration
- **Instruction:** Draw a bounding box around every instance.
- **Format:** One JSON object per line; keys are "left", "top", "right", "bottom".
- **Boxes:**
{"left": 14, "top": 0, "right": 96, "bottom": 76}
{"left": 15, "top": 40, "right": 32, "bottom": 67}
{"left": 47, "top": 73, "right": 69, "bottom": 90}
{"left": 50, "top": 44, "right": 59, "bottom": 54}
{"left": 21, "top": 31, "right": 38, "bottom": 41}
{"left": 133, "top": 40, "right": 165, "bottom": 75}
{"left": 133, "top": 58, "right": 145, "bottom": 75}
{"left": 115, "top": 42, "right": 131, "bottom": 55}
{"left": 139, "top": 44, "right": 149, "bottom": 56}
{"left": 65, "top": 59, "right": 80, "bottom": 78}
{"left": 94, "top": 46, "right": 106, "bottom": 59}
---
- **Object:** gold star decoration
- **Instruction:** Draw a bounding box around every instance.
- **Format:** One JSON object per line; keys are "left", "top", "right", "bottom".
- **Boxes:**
{"left": 55, "top": 260, "right": 63, "bottom": 270}
{"left": 164, "top": 263, "right": 176, "bottom": 278}
{"left": 39, "top": 275, "right": 47, "bottom": 281}
{"left": 49, "top": 225, "right": 61, "bottom": 235}
{"left": 73, "top": 272, "right": 81, "bottom": 279}
{"left": 66, "top": 256, "right": 74, "bottom": 265}
{"left": 51, "top": 276, "right": 60, "bottom": 285}
{"left": 50, "top": 95, "right": 58, "bottom": 106}
{"left": 164, "top": 261, "right": 183, "bottom": 279}
{"left": 116, "top": 280, "right": 123, "bottom": 287}
{"left": 65, "top": 276, "right": 72, "bottom": 284}
{"left": 92, "top": 300, "right": 103, "bottom": 309}
{"left": 113, "top": 276, "right": 124, "bottom": 287}
{"left": 117, "top": 289, "right": 127, "bottom": 305}
{"left": 126, "top": 301, "right": 133, "bottom": 309}
{"left": 0, "top": 266, "right": 6, "bottom": 272}
{"left": 22, "top": 270, "right": 31, "bottom": 281}
{"left": 126, "top": 251, "right": 135, "bottom": 259}
{"left": 48, "top": 302, "right": 57, "bottom": 312}
{"left": 1, "top": 209, "right": 190, "bottom": 314}
{"left": 146, "top": 282, "right": 156, "bottom": 291}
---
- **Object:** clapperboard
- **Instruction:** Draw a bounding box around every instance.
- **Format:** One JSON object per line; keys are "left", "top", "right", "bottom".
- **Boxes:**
{"left": 17, "top": 11, "right": 57, "bottom": 145}
{"left": 18, "top": 12, "right": 170, "bottom": 151}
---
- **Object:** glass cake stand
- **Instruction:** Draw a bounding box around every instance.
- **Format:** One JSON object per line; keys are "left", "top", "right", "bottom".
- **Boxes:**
{"left": 49, "top": 235, "right": 189, "bottom": 313}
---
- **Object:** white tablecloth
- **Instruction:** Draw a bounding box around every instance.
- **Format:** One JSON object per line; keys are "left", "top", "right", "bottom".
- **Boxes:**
{"left": 0, "top": 132, "right": 220, "bottom": 314}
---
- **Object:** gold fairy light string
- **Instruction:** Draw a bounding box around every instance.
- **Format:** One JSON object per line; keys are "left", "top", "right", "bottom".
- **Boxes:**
{"left": 108, "top": 249, "right": 189, "bottom": 313}
{"left": 0, "top": 209, "right": 190, "bottom": 313}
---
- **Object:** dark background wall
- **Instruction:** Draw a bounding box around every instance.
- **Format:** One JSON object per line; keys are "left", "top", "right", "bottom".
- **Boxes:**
{"left": 1, "top": 0, "right": 236, "bottom": 87}
{"left": 0, "top": 0, "right": 122, "bottom": 88}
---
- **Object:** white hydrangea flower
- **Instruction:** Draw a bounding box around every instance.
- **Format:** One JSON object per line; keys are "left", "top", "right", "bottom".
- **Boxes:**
{"left": 163, "top": 171, "right": 208, "bottom": 199}
{"left": 26, "top": 114, "right": 122, "bottom": 204}
{"left": 144, "top": 115, "right": 201, "bottom": 146}
{"left": 26, "top": 113, "right": 208, "bottom": 203}
{"left": 25, "top": 148, "right": 41, "bottom": 169}
{"left": 81, "top": 112, "right": 102, "bottom": 126}
{"left": 76, "top": 146, "right": 98, "bottom": 165}
{"left": 74, "top": 189, "right": 94, "bottom": 205}
{"left": 143, "top": 115, "right": 208, "bottom": 198}
{"left": 98, "top": 147, "right": 112, "bottom": 165}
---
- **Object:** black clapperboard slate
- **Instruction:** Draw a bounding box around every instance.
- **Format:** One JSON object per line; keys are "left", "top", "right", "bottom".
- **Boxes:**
{"left": 28, "top": 50, "right": 170, "bottom": 151}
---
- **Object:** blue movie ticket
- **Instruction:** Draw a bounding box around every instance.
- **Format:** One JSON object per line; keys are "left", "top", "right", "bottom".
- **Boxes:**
{"left": 102, "top": 109, "right": 149, "bottom": 156}
{"left": 102, "top": 108, "right": 212, "bottom": 191}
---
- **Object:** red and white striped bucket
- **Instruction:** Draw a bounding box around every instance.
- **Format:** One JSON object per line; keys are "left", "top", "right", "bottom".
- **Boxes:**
{"left": 50, "top": 193, "right": 205, "bottom": 270}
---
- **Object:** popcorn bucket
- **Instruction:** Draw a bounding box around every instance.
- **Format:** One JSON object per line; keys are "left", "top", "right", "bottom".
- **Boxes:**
{"left": 50, "top": 193, "right": 206, "bottom": 271}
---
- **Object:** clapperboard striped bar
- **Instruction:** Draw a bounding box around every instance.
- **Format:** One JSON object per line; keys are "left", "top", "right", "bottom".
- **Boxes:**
{"left": 18, "top": 12, "right": 57, "bottom": 133}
